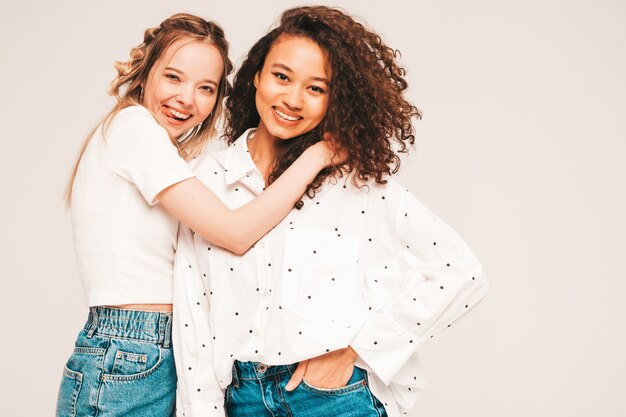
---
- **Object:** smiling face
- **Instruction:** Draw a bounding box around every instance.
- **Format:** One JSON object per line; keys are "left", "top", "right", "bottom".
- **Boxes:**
{"left": 253, "top": 35, "right": 330, "bottom": 141}
{"left": 143, "top": 39, "right": 225, "bottom": 140}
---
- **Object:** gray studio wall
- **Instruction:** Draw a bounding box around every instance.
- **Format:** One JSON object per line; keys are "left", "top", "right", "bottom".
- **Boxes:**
{"left": 0, "top": 0, "right": 624, "bottom": 416}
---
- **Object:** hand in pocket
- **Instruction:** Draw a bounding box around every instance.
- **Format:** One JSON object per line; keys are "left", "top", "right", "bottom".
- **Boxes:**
{"left": 286, "top": 346, "right": 357, "bottom": 391}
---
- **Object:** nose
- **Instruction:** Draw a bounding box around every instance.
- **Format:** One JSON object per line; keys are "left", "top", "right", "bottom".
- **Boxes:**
{"left": 175, "top": 83, "right": 194, "bottom": 106}
{"left": 282, "top": 87, "right": 303, "bottom": 110}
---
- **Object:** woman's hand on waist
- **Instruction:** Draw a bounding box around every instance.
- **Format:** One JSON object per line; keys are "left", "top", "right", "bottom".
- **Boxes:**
{"left": 285, "top": 346, "right": 357, "bottom": 391}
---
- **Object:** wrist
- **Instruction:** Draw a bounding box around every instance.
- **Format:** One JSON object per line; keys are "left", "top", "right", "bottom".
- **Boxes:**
{"left": 343, "top": 346, "right": 358, "bottom": 363}
{"left": 302, "top": 142, "right": 330, "bottom": 169}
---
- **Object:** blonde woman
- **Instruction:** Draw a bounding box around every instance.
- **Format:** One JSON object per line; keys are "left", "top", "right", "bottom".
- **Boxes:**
{"left": 56, "top": 13, "right": 339, "bottom": 417}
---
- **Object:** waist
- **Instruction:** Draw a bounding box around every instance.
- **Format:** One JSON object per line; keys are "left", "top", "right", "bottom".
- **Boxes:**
{"left": 233, "top": 361, "right": 297, "bottom": 380}
{"left": 106, "top": 303, "right": 172, "bottom": 312}
{"left": 84, "top": 306, "right": 172, "bottom": 346}
{"left": 83, "top": 275, "right": 174, "bottom": 307}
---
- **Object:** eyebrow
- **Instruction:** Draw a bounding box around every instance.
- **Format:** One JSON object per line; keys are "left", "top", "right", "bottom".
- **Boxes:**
{"left": 271, "top": 63, "right": 330, "bottom": 85}
{"left": 164, "top": 66, "right": 219, "bottom": 87}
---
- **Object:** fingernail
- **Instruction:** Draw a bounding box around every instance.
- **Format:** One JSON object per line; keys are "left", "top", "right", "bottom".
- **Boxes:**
{"left": 285, "top": 383, "right": 293, "bottom": 391}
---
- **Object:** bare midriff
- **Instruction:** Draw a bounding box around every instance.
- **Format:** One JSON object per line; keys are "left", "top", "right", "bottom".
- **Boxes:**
{"left": 106, "top": 304, "right": 173, "bottom": 312}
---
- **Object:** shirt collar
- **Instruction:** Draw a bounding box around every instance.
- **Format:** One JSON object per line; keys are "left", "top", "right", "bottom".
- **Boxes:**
{"left": 212, "top": 128, "right": 265, "bottom": 193}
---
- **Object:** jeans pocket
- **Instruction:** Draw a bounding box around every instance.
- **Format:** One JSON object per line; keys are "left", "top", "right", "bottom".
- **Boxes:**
{"left": 102, "top": 339, "right": 166, "bottom": 382}
{"left": 55, "top": 366, "right": 83, "bottom": 417}
{"left": 300, "top": 366, "right": 367, "bottom": 396}
{"left": 301, "top": 378, "right": 367, "bottom": 396}
{"left": 112, "top": 350, "right": 148, "bottom": 375}
{"left": 56, "top": 336, "right": 104, "bottom": 417}
{"left": 98, "top": 344, "right": 176, "bottom": 416}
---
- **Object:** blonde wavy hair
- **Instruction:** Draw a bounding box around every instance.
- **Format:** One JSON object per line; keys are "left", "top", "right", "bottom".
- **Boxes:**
{"left": 65, "top": 13, "right": 233, "bottom": 204}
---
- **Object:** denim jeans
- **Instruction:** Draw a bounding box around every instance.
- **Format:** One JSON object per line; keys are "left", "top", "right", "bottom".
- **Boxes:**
{"left": 56, "top": 307, "right": 176, "bottom": 417}
{"left": 225, "top": 361, "right": 388, "bottom": 417}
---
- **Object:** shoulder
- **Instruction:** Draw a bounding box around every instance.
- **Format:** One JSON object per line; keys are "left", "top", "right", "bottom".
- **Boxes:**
{"left": 114, "top": 105, "right": 155, "bottom": 122}
{"left": 191, "top": 150, "right": 223, "bottom": 172}
{"left": 334, "top": 173, "right": 408, "bottom": 199}
{"left": 369, "top": 177, "right": 409, "bottom": 196}
{"left": 316, "top": 174, "right": 411, "bottom": 214}
{"left": 107, "top": 106, "right": 163, "bottom": 135}
{"left": 104, "top": 105, "right": 169, "bottom": 146}
{"left": 349, "top": 176, "right": 419, "bottom": 219}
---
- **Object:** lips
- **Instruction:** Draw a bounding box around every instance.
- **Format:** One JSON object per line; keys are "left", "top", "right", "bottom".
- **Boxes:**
{"left": 272, "top": 106, "right": 303, "bottom": 123}
{"left": 162, "top": 106, "right": 192, "bottom": 124}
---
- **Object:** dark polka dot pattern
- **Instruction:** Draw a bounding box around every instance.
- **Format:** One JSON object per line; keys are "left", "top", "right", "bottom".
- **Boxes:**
{"left": 173, "top": 137, "right": 487, "bottom": 415}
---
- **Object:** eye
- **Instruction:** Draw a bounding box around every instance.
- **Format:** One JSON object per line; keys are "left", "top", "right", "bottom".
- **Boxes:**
{"left": 273, "top": 72, "right": 289, "bottom": 82}
{"left": 164, "top": 73, "right": 180, "bottom": 81}
{"left": 310, "top": 85, "right": 326, "bottom": 94}
{"left": 200, "top": 85, "right": 215, "bottom": 94}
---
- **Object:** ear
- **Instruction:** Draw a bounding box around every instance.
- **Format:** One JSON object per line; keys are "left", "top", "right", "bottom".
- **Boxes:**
{"left": 253, "top": 71, "right": 260, "bottom": 88}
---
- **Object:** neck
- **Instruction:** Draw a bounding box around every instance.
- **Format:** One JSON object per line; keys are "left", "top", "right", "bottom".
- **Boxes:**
{"left": 248, "top": 121, "right": 278, "bottom": 181}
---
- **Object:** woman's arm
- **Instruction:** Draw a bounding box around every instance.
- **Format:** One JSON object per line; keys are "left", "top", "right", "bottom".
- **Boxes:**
{"left": 158, "top": 142, "right": 333, "bottom": 254}
{"left": 348, "top": 184, "right": 489, "bottom": 385}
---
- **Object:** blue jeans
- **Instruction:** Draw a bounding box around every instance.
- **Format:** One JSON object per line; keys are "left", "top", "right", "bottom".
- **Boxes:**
{"left": 225, "top": 361, "right": 387, "bottom": 417}
{"left": 56, "top": 307, "right": 176, "bottom": 417}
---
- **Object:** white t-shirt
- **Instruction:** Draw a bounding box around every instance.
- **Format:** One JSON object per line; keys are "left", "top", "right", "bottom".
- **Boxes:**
{"left": 71, "top": 105, "right": 194, "bottom": 306}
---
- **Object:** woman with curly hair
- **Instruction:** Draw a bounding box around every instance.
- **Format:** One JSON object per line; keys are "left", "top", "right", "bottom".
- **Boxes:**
{"left": 174, "top": 6, "right": 488, "bottom": 417}
{"left": 56, "top": 13, "right": 340, "bottom": 417}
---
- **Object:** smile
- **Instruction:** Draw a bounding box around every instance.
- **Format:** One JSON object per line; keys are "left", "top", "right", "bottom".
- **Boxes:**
{"left": 164, "top": 106, "right": 192, "bottom": 121}
{"left": 171, "top": 109, "right": 190, "bottom": 120}
{"left": 273, "top": 107, "right": 302, "bottom": 122}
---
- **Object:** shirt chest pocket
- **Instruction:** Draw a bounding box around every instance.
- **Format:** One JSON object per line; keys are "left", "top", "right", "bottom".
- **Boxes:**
{"left": 279, "top": 227, "right": 360, "bottom": 323}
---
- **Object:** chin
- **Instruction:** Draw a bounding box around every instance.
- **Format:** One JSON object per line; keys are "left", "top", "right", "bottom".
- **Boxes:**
{"left": 275, "top": 134, "right": 298, "bottom": 141}
{"left": 268, "top": 126, "right": 305, "bottom": 141}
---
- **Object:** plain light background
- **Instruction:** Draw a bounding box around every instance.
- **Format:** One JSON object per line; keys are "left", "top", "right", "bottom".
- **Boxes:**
{"left": 1, "top": 0, "right": 624, "bottom": 416}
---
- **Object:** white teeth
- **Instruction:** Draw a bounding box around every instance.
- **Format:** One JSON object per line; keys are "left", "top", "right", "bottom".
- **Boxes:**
{"left": 170, "top": 108, "right": 191, "bottom": 120}
{"left": 275, "top": 108, "right": 300, "bottom": 121}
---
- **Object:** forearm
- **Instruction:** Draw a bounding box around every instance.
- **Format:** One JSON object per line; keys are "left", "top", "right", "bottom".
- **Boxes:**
{"left": 348, "top": 184, "right": 489, "bottom": 384}
{"left": 222, "top": 146, "right": 327, "bottom": 251}
{"left": 350, "top": 264, "right": 488, "bottom": 385}
{"left": 159, "top": 146, "right": 327, "bottom": 254}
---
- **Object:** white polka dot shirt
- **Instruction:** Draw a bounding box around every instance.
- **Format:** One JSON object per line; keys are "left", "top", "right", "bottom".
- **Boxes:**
{"left": 173, "top": 129, "right": 489, "bottom": 417}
